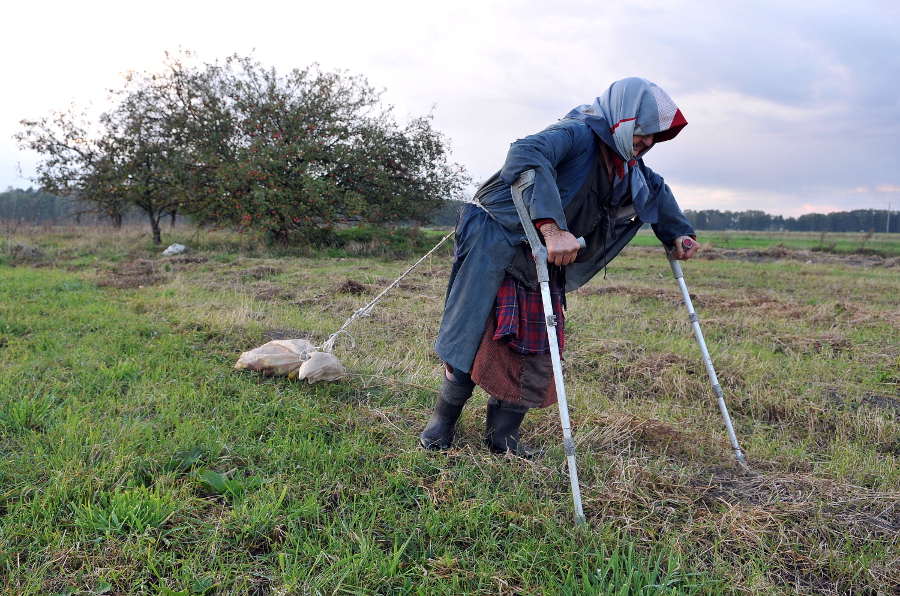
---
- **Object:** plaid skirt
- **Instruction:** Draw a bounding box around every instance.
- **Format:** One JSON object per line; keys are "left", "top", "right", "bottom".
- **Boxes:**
{"left": 470, "top": 269, "right": 565, "bottom": 409}
{"left": 494, "top": 269, "right": 564, "bottom": 354}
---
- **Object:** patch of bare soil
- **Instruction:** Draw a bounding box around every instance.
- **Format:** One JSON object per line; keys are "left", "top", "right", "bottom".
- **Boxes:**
{"left": 96, "top": 260, "right": 168, "bottom": 289}
{"left": 825, "top": 387, "right": 900, "bottom": 417}
{"left": 863, "top": 393, "right": 900, "bottom": 413}
{"left": 337, "top": 279, "right": 370, "bottom": 295}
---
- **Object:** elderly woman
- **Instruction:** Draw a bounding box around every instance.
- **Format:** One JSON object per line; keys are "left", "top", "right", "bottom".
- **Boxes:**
{"left": 422, "top": 78, "right": 699, "bottom": 457}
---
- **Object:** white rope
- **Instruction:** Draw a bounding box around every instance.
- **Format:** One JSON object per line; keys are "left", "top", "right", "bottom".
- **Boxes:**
{"left": 321, "top": 230, "right": 455, "bottom": 353}
{"left": 470, "top": 197, "right": 496, "bottom": 219}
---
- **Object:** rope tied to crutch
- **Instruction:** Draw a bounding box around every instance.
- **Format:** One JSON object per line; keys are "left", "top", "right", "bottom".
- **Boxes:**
{"left": 321, "top": 230, "right": 455, "bottom": 354}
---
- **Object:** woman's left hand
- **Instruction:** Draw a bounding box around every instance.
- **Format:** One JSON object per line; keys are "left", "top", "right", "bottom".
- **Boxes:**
{"left": 672, "top": 236, "right": 699, "bottom": 260}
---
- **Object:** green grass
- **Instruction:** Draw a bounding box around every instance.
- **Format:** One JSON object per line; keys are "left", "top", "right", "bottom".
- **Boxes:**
{"left": 629, "top": 228, "right": 900, "bottom": 257}
{"left": 1, "top": 225, "right": 898, "bottom": 594}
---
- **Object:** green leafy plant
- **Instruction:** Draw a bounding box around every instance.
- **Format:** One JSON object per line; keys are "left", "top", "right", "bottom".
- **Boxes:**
{"left": 71, "top": 486, "right": 179, "bottom": 536}
{"left": 164, "top": 446, "right": 209, "bottom": 475}
{"left": 564, "top": 542, "right": 713, "bottom": 595}
{"left": 197, "top": 469, "right": 263, "bottom": 501}
{"left": 158, "top": 577, "right": 216, "bottom": 596}
{"left": 0, "top": 384, "right": 66, "bottom": 432}
{"left": 134, "top": 446, "right": 210, "bottom": 486}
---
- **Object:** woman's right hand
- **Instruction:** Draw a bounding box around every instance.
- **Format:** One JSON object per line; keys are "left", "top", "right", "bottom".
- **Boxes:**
{"left": 538, "top": 221, "right": 581, "bottom": 266}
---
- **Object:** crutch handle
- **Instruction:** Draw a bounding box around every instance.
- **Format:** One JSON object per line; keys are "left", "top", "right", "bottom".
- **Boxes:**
{"left": 667, "top": 237, "right": 694, "bottom": 256}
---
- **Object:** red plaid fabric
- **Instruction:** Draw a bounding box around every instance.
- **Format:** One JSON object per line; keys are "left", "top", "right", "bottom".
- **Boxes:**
{"left": 493, "top": 269, "right": 564, "bottom": 355}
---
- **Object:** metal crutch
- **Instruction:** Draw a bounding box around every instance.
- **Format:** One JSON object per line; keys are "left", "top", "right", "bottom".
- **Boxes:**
{"left": 509, "top": 169, "right": 587, "bottom": 525}
{"left": 666, "top": 243, "right": 750, "bottom": 470}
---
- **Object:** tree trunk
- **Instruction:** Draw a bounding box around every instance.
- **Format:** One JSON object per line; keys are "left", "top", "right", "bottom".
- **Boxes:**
{"left": 112, "top": 212, "right": 123, "bottom": 228}
{"left": 150, "top": 215, "right": 162, "bottom": 246}
{"left": 170, "top": 211, "right": 177, "bottom": 228}
{"left": 266, "top": 227, "right": 290, "bottom": 246}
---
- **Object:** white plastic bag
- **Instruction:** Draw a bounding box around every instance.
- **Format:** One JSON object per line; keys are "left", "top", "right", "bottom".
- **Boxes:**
{"left": 294, "top": 351, "right": 347, "bottom": 383}
{"left": 234, "top": 339, "right": 315, "bottom": 376}
{"left": 162, "top": 243, "right": 186, "bottom": 256}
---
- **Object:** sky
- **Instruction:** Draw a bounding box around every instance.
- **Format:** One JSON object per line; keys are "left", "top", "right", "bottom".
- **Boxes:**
{"left": 2, "top": 0, "right": 898, "bottom": 217}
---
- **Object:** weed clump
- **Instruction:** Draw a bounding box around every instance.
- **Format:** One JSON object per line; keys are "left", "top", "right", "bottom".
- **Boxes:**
{"left": 337, "top": 278, "right": 370, "bottom": 295}
{"left": 71, "top": 486, "right": 179, "bottom": 536}
{"left": 0, "top": 385, "right": 65, "bottom": 433}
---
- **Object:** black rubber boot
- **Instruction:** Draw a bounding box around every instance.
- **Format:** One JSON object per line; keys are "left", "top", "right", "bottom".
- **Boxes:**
{"left": 420, "top": 377, "right": 475, "bottom": 450}
{"left": 483, "top": 397, "right": 544, "bottom": 459}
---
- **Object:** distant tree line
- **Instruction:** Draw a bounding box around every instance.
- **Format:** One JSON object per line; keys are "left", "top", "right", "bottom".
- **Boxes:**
{"left": 435, "top": 204, "right": 899, "bottom": 233}
{"left": 6, "top": 190, "right": 897, "bottom": 235}
{"left": 684, "top": 209, "right": 898, "bottom": 233}
{"left": 15, "top": 51, "right": 470, "bottom": 245}
{"left": 0, "top": 187, "right": 151, "bottom": 225}
{"left": 0, "top": 187, "right": 73, "bottom": 223}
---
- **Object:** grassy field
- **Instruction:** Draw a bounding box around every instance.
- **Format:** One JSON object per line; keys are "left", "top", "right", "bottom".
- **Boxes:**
{"left": 1, "top": 225, "right": 899, "bottom": 595}
{"left": 629, "top": 228, "right": 900, "bottom": 257}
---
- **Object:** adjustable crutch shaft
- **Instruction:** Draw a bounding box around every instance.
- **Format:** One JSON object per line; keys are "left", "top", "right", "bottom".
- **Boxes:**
{"left": 510, "top": 170, "right": 586, "bottom": 525}
{"left": 667, "top": 251, "right": 749, "bottom": 470}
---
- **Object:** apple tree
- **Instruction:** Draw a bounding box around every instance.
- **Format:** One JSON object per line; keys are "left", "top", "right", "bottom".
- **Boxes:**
{"left": 189, "top": 55, "right": 470, "bottom": 242}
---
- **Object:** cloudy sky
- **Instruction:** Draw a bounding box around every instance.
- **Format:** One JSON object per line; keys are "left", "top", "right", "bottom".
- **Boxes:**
{"left": 2, "top": 0, "right": 898, "bottom": 216}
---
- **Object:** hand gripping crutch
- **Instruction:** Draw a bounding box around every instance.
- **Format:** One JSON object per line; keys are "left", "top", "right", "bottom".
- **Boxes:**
{"left": 509, "top": 170, "right": 587, "bottom": 525}
{"left": 666, "top": 245, "right": 750, "bottom": 470}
